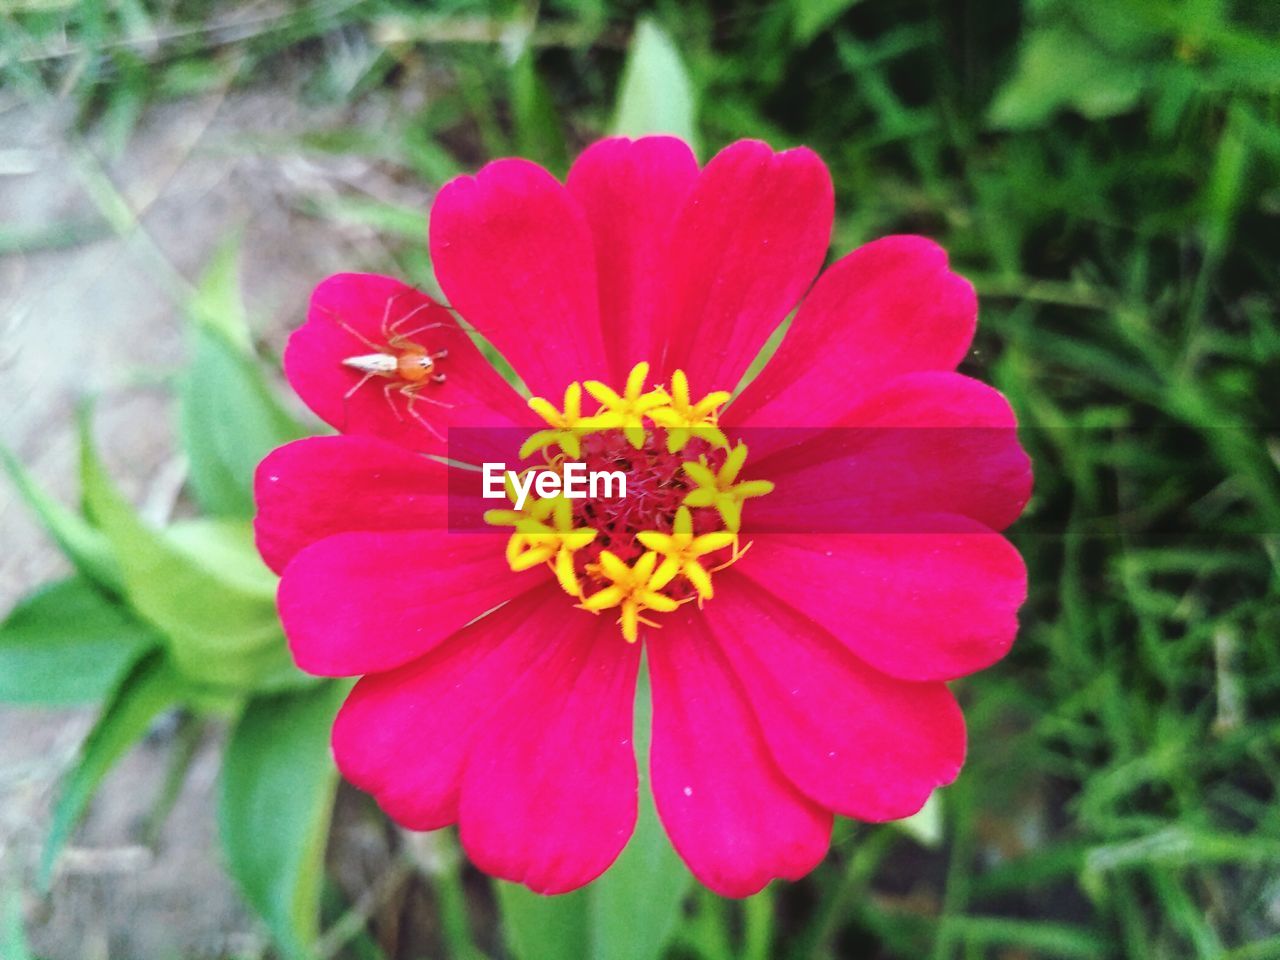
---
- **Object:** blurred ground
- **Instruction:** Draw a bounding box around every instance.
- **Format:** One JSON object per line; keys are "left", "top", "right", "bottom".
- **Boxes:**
{"left": 0, "top": 76, "right": 422, "bottom": 958}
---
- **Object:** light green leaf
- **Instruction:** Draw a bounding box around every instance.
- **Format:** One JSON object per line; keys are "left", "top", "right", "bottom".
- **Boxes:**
{"left": 0, "top": 577, "right": 158, "bottom": 705}
{"left": 180, "top": 324, "right": 307, "bottom": 518}
{"left": 0, "top": 444, "right": 122, "bottom": 594}
{"left": 791, "top": 0, "right": 865, "bottom": 46}
{"left": 2, "top": 885, "right": 33, "bottom": 960}
{"left": 305, "top": 194, "right": 426, "bottom": 241}
{"left": 893, "top": 791, "right": 944, "bottom": 848}
{"left": 497, "top": 884, "right": 591, "bottom": 960}
{"left": 180, "top": 241, "right": 306, "bottom": 518}
{"left": 988, "top": 25, "right": 1145, "bottom": 130}
{"left": 587, "top": 808, "right": 688, "bottom": 959}
{"left": 511, "top": 49, "right": 568, "bottom": 175}
{"left": 612, "top": 18, "right": 697, "bottom": 150}
{"left": 188, "top": 232, "right": 252, "bottom": 352}
{"left": 219, "top": 682, "right": 346, "bottom": 960}
{"left": 80, "top": 412, "right": 300, "bottom": 691}
{"left": 944, "top": 916, "right": 1109, "bottom": 959}
{"left": 588, "top": 656, "right": 691, "bottom": 960}
{"left": 39, "top": 652, "right": 183, "bottom": 889}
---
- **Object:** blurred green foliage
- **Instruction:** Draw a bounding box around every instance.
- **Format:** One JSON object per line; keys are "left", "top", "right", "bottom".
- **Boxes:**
{"left": 2, "top": 0, "right": 1279, "bottom": 958}
{"left": 1, "top": 240, "right": 341, "bottom": 958}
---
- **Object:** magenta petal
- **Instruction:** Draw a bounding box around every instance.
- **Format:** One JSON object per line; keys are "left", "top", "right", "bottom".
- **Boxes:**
{"left": 735, "top": 527, "right": 1026, "bottom": 682}
{"left": 658, "top": 140, "right": 833, "bottom": 395}
{"left": 254, "top": 435, "right": 449, "bottom": 574}
{"left": 278, "top": 531, "right": 541, "bottom": 676}
{"left": 283, "top": 273, "right": 529, "bottom": 454}
{"left": 730, "top": 236, "right": 977, "bottom": 428}
{"left": 566, "top": 136, "right": 699, "bottom": 382}
{"left": 709, "top": 575, "right": 966, "bottom": 820}
{"left": 430, "top": 159, "right": 608, "bottom": 398}
{"left": 459, "top": 612, "right": 640, "bottom": 894}
{"left": 332, "top": 585, "right": 565, "bottom": 830}
{"left": 747, "top": 372, "right": 1033, "bottom": 533}
{"left": 649, "top": 608, "right": 832, "bottom": 897}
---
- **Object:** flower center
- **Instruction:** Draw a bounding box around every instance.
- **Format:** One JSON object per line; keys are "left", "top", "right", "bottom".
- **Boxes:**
{"left": 484, "top": 363, "right": 774, "bottom": 642}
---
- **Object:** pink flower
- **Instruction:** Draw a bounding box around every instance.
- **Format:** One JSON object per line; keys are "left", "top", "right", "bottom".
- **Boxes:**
{"left": 255, "top": 137, "right": 1031, "bottom": 897}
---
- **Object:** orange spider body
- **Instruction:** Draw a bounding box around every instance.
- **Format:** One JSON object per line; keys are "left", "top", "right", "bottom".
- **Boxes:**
{"left": 341, "top": 343, "right": 439, "bottom": 383}
{"left": 396, "top": 348, "right": 437, "bottom": 382}
{"left": 324, "top": 294, "right": 454, "bottom": 440}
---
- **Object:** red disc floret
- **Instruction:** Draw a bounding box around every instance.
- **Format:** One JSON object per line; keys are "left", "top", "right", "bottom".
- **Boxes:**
{"left": 571, "top": 428, "right": 729, "bottom": 594}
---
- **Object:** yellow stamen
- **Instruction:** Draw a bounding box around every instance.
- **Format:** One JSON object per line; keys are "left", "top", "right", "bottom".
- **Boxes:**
{"left": 682, "top": 442, "right": 774, "bottom": 533}
{"left": 583, "top": 362, "right": 668, "bottom": 449}
{"left": 540, "top": 497, "right": 597, "bottom": 597}
{"left": 580, "top": 550, "right": 679, "bottom": 643}
{"left": 522, "top": 382, "right": 615, "bottom": 459}
{"left": 485, "top": 488, "right": 597, "bottom": 596}
{"left": 648, "top": 369, "right": 731, "bottom": 453}
{"left": 636, "top": 507, "right": 736, "bottom": 600}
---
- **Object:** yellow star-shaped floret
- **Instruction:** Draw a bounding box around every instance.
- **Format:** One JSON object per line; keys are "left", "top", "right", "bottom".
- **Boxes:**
{"left": 681, "top": 442, "right": 774, "bottom": 533}
{"left": 521, "top": 382, "right": 614, "bottom": 460}
{"left": 484, "top": 488, "right": 596, "bottom": 593}
{"left": 636, "top": 507, "right": 736, "bottom": 600}
{"left": 484, "top": 482, "right": 558, "bottom": 567}
{"left": 648, "top": 369, "right": 731, "bottom": 453}
{"left": 583, "top": 362, "right": 668, "bottom": 449}
{"left": 580, "top": 550, "right": 679, "bottom": 642}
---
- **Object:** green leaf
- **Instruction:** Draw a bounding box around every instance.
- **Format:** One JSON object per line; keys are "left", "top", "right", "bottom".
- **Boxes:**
{"left": 39, "top": 652, "right": 183, "bottom": 888}
{"left": 220, "top": 682, "right": 346, "bottom": 960}
{"left": 893, "top": 791, "right": 944, "bottom": 848}
{"left": 0, "top": 444, "right": 122, "bottom": 594}
{"left": 988, "top": 25, "right": 1146, "bottom": 130}
{"left": 180, "top": 240, "right": 307, "bottom": 519}
{"left": 80, "top": 412, "right": 300, "bottom": 691}
{"left": 587, "top": 656, "right": 691, "bottom": 960}
{"left": 0, "top": 218, "right": 111, "bottom": 255}
{"left": 496, "top": 656, "right": 691, "bottom": 960}
{"left": 304, "top": 194, "right": 426, "bottom": 241}
{"left": 587, "top": 810, "right": 689, "bottom": 958}
{"left": 0, "top": 577, "right": 158, "bottom": 705}
{"left": 180, "top": 324, "right": 307, "bottom": 518}
{"left": 511, "top": 49, "right": 568, "bottom": 175}
{"left": 497, "top": 884, "right": 591, "bottom": 960}
{"left": 612, "top": 18, "right": 697, "bottom": 150}
{"left": 944, "top": 917, "right": 1109, "bottom": 959}
{"left": 187, "top": 232, "right": 252, "bottom": 352}
{"left": 2, "top": 884, "right": 33, "bottom": 960}
{"left": 791, "top": 0, "right": 865, "bottom": 46}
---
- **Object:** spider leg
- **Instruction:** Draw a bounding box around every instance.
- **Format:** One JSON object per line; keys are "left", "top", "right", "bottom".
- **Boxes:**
{"left": 379, "top": 291, "right": 410, "bottom": 341}
{"left": 386, "top": 301, "right": 437, "bottom": 341}
{"left": 340, "top": 371, "right": 382, "bottom": 431}
{"left": 382, "top": 381, "right": 407, "bottom": 423}
{"left": 410, "top": 390, "right": 455, "bottom": 409}
{"left": 391, "top": 321, "right": 447, "bottom": 343}
{"left": 320, "top": 305, "right": 382, "bottom": 352}
{"left": 401, "top": 384, "right": 445, "bottom": 442}
{"left": 344, "top": 370, "right": 377, "bottom": 401}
